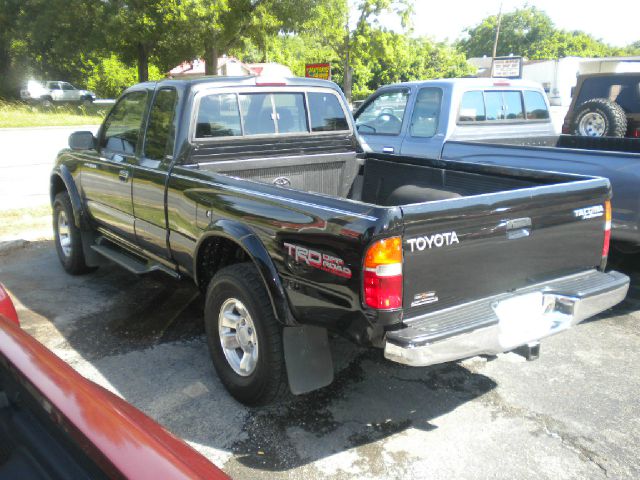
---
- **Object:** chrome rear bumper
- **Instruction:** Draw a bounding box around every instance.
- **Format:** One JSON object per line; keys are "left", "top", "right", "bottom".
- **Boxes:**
{"left": 384, "top": 270, "right": 629, "bottom": 367}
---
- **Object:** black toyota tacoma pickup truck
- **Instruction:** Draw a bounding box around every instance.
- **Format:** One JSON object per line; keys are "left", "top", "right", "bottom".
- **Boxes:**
{"left": 50, "top": 77, "right": 629, "bottom": 405}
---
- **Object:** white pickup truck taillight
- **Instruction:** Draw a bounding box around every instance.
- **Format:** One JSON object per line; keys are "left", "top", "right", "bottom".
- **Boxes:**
{"left": 363, "top": 237, "right": 403, "bottom": 309}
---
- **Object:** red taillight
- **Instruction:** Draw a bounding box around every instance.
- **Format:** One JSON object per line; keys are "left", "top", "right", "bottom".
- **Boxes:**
{"left": 633, "top": 129, "right": 640, "bottom": 138}
{"left": 602, "top": 200, "right": 612, "bottom": 260}
{"left": 0, "top": 284, "right": 19, "bottom": 326}
{"left": 363, "top": 237, "right": 403, "bottom": 310}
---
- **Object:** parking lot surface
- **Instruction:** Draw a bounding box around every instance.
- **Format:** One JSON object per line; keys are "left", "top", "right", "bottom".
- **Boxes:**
{"left": 1, "top": 241, "right": 639, "bottom": 479}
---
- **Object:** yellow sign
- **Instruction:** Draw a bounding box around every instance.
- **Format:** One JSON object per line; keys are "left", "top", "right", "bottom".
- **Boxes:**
{"left": 305, "top": 63, "right": 331, "bottom": 81}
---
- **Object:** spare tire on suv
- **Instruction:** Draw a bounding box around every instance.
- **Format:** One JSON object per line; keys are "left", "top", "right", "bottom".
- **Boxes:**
{"left": 571, "top": 98, "right": 627, "bottom": 137}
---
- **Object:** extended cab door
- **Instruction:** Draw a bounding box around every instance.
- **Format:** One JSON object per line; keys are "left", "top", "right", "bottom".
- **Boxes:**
{"left": 80, "top": 90, "right": 149, "bottom": 241}
{"left": 131, "top": 87, "right": 179, "bottom": 258}
{"left": 355, "top": 88, "right": 410, "bottom": 154}
{"left": 398, "top": 86, "right": 447, "bottom": 159}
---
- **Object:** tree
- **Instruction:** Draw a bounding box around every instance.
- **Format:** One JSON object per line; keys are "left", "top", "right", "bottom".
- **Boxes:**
{"left": 105, "top": 0, "right": 196, "bottom": 82}
{"left": 187, "top": 0, "right": 325, "bottom": 76}
{"left": 458, "top": 6, "right": 619, "bottom": 60}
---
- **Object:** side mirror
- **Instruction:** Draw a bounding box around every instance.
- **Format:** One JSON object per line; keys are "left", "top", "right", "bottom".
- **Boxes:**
{"left": 69, "top": 131, "right": 96, "bottom": 150}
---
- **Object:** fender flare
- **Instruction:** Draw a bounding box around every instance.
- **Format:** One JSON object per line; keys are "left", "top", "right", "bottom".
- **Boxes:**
{"left": 51, "top": 165, "right": 89, "bottom": 230}
{"left": 194, "top": 219, "right": 294, "bottom": 326}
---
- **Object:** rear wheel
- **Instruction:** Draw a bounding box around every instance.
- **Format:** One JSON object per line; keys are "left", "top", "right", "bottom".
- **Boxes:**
{"left": 204, "top": 263, "right": 288, "bottom": 406}
{"left": 571, "top": 98, "right": 627, "bottom": 137}
{"left": 81, "top": 96, "right": 93, "bottom": 107}
{"left": 53, "top": 192, "right": 94, "bottom": 275}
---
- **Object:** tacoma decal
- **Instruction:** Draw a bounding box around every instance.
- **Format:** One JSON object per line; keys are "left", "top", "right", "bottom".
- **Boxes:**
{"left": 574, "top": 205, "right": 604, "bottom": 220}
{"left": 406, "top": 232, "right": 459, "bottom": 252}
{"left": 284, "top": 242, "right": 352, "bottom": 278}
{"left": 411, "top": 291, "right": 439, "bottom": 307}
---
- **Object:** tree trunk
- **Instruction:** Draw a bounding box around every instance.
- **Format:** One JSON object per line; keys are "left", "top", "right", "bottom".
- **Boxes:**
{"left": 137, "top": 42, "right": 149, "bottom": 83}
{"left": 343, "top": 27, "right": 352, "bottom": 104}
{"left": 205, "top": 39, "right": 219, "bottom": 76}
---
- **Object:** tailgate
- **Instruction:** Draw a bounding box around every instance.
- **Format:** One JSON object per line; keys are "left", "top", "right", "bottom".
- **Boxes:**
{"left": 401, "top": 179, "right": 610, "bottom": 317}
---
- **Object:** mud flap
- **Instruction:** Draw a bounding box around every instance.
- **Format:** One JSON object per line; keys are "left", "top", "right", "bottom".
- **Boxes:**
{"left": 283, "top": 325, "right": 334, "bottom": 395}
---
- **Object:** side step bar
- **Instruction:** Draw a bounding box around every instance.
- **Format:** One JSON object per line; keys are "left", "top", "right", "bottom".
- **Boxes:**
{"left": 91, "top": 244, "right": 180, "bottom": 279}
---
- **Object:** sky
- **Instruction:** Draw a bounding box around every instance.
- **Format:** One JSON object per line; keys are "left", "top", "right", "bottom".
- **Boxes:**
{"left": 375, "top": 0, "right": 639, "bottom": 47}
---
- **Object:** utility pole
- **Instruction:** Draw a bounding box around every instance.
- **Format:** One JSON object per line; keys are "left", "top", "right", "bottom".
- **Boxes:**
{"left": 492, "top": 2, "right": 503, "bottom": 58}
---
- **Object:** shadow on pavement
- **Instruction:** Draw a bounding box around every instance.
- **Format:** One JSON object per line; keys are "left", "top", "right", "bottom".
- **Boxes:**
{"left": 8, "top": 240, "right": 640, "bottom": 472}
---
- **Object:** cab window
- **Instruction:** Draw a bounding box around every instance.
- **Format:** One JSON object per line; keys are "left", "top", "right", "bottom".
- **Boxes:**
{"left": 523, "top": 91, "right": 550, "bottom": 119}
{"left": 307, "top": 92, "right": 349, "bottom": 132}
{"left": 196, "top": 93, "right": 242, "bottom": 138}
{"left": 355, "top": 90, "right": 409, "bottom": 135}
{"left": 459, "top": 91, "right": 486, "bottom": 122}
{"left": 144, "top": 88, "right": 178, "bottom": 160}
{"left": 409, "top": 87, "right": 442, "bottom": 138}
{"left": 101, "top": 91, "right": 148, "bottom": 154}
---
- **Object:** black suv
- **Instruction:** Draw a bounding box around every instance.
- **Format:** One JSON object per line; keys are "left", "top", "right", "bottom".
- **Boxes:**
{"left": 563, "top": 72, "right": 640, "bottom": 138}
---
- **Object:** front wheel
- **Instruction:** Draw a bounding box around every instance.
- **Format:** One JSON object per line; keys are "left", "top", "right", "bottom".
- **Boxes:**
{"left": 204, "top": 263, "right": 288, "bottom": 406}
{"left": 53, "top": 192, "right": 94, "bottom": 275}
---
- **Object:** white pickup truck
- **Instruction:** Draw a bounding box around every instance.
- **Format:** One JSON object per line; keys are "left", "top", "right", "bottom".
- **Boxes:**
{"left": 354, "top": 78, "right": 555, "bottom": 158}
{"left": 20, "top": 80, "right": 96, "bottom": 107}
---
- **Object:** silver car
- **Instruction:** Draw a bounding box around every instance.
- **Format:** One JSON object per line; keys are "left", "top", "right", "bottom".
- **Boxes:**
{"left": 20, "top": 80, "right": 96, "bottom": 107}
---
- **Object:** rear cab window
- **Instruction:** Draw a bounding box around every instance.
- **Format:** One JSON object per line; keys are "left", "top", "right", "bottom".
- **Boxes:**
{"left": 458, "top": 89, "right": 549, "bottom": 123}
{"left": 194, "top": 88, "right": 349, "bottom": 140}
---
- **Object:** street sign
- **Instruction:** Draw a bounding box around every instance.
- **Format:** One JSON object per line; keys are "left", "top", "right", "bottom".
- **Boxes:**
{"left": 491, "top": 56, "right": 523, "bottom": 79}
{"left": 305, "top": 63, "right": 331, "bottom": 81}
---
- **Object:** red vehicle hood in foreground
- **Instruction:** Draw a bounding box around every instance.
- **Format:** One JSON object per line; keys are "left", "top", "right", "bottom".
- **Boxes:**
{"left": 0, "top": 285, "right": 229, "bottom": 480}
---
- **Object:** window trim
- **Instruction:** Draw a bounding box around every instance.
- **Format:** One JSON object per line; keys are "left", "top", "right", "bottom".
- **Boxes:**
{"left": 354, "top": 88, "right": 411, "bottom": 137}
{"left": 190, "top": 86, "right": 352, "bottom": 143}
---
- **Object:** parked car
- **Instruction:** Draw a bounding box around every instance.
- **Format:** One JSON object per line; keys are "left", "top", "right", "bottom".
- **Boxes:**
{"left": 50, "top": 76, "right": 628, "bottom": 406}
{"left": 0, "top": 283, "right": 230, "bottom": 479}
{"left": 562, "top": 73, "right": 640, "bottom": 138}
{"left": 20, "top": 80, "right": 96, "bottom": 107}
{"left": 354, "top": 78, "right": 640, "bottom": 250}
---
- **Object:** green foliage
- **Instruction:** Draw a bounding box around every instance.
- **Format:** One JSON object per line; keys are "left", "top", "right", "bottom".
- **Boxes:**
{"left": 0, "top": 99, "right": 105, "bottom": 127}
{"left": 83, "top": 55, "right": 163, "bottom": 98}
{"left": 458, "top": 5, "right": 622, "bottom": 60}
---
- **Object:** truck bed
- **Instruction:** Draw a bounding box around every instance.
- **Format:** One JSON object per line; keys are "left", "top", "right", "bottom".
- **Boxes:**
{"left": 441, "top": 136, "right": 640, "bottom": 245}
{"left": 191, "top": 150, "right": 611, "bottom": 322}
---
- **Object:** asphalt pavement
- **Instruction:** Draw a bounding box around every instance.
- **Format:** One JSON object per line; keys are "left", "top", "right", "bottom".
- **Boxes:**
{"left": 0, "top": 125, "right": 98, "bottom": 211}
{"left": 0, "top": 241, "right": 638, "bottom": 479}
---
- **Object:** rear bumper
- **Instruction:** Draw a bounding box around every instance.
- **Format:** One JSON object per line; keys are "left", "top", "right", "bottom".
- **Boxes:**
{"left": 384, "top": 270, "right": 629, "bottom": 367}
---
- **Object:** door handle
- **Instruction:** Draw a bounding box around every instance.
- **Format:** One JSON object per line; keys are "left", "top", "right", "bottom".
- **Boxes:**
{"left": 118, "top": 169, "right": 129, "bottom": 182}
{"left": 502, "top": 217, "right": 532, "bottom": 240}
{"left": 383, "top": 146, "right": 394, "bottom": 153}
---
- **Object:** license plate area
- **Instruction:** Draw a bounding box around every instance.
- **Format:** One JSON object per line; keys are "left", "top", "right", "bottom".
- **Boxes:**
{"left": 493, "top": 292, "right": 572, "bottom": 349}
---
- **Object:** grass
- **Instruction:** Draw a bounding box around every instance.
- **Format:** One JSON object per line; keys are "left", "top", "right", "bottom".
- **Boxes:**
{"left": 0, "top": 205, "right": 53, "bottom": 240}
{"left": 0, "top": 100, "right": 107, "bottom": 128}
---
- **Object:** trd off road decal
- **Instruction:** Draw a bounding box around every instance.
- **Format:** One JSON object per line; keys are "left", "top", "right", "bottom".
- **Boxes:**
{"left": 574, "top": 205, "right": 604, "bottom": 220}
{"left": 284, "top": 242, "right": 352, "bottom": 279}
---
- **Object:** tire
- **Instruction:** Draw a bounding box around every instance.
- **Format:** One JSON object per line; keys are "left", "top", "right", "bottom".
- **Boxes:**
{"left": 53, "top": 192, "right": 94, "bottom": 275}
{"left": 571, "top": 98, "right": 627, "bottom": 137}
{"left": 204, "top": 263, "right": 288, "bottom": 406}
{"left": 81, "top": 96, "right": 93, "bottom": 107}
{"left": 40, "top": 96, "right": 53, "bottom": 108}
